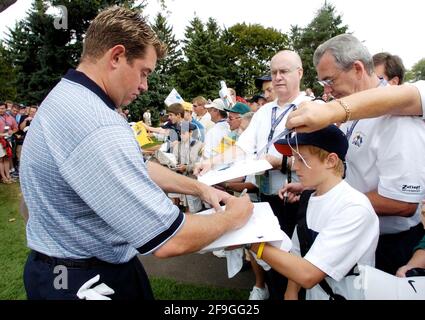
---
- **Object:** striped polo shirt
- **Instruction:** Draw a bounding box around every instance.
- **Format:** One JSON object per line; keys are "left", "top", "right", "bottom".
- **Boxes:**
{"left": 20, "top": 69, "right": 184, "bottom": 263}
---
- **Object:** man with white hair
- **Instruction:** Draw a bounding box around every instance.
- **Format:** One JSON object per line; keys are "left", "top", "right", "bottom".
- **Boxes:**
{"left": 312, "top": 34, "right": 425, "bottom": 275}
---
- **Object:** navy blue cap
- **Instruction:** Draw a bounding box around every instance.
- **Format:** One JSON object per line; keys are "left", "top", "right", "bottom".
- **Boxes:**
{"left": 255, "top": 75, "right": 272, "bottom": 90}
{"left": 248, "top": 94, "right": 266, "bottom": 103}
{"left": 274, "top": 125, "right": 348, "bottom": 161}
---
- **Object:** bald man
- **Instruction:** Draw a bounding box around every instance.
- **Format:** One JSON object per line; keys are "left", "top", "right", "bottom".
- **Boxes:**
{"left": 195, "top": 50, "right": 314, "bottom": 299}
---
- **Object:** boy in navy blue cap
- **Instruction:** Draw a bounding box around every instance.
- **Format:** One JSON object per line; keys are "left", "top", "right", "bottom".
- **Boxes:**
{"left": 246, "top": 125, "right": 380, "bottom": 299}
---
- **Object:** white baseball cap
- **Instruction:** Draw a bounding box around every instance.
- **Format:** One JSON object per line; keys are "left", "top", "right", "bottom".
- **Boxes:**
{"left": 205, "top": 98, "right": 226, "bottom": 111}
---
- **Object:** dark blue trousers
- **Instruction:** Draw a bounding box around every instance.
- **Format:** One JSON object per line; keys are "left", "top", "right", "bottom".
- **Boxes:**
{"left": 24, "top": 251, "right": 154, "bottom": 300}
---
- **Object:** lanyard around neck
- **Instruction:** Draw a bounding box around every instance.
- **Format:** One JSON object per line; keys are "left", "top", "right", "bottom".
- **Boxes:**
{"left": 266, "top": 104, "right": 295, "bottom": 152}
{"left": 345, "top": 120, "right": 359, "bottom": 141}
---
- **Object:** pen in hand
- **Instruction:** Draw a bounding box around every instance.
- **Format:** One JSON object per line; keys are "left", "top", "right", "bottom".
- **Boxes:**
{"left": 239, "top": 188, "right": 248, "bottom": 197}
{"left": 283, "top": 193, "right": 288, "bottom": 205}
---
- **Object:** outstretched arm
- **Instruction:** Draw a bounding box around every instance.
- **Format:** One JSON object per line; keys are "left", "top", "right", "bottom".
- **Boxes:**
{"left": 249, "top": 242, "right": 326, "bottom": 289}
{"left": 287, "top": 84, "right": 423, "bottom": 132}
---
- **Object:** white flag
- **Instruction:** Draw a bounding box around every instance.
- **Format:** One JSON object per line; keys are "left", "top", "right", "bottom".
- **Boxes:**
{"left": 164, "top": 88, "right": 184, "bottom": 107}
{"left": 219, "top": 80, "right": 233, "bottom": 109}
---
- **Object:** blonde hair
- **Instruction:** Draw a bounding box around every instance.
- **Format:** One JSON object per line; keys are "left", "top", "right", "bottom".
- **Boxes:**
{"left": 192, "top": 96, "right": 207, "bottom": 106}
{"left": 305, "top": 145, "right": 345, "bottom": 177}
{"left": 81, "top": 6, "right": 167, "bottom": 64}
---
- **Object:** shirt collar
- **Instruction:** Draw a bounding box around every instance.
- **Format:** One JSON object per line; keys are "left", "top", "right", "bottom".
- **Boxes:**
{"left": 275, "top": 93, "right": 312, "bottom": 109}
{"left": 63, "top": 69, "right": 117, "bottom": 111}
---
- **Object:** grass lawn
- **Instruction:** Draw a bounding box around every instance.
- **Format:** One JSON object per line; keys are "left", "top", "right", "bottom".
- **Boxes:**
{"left": 0, "top": 182, "right": 28, "bottom": 299}
{"left": 0, "top": 183, "right": 248, "bottom": 300}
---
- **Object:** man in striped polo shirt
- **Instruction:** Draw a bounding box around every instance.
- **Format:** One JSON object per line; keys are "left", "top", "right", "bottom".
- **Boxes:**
{"left": 20, "top": 6, "right": 253, "bottom": 300}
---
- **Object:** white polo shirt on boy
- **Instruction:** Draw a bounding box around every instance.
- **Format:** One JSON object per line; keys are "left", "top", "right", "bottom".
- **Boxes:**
{"left": 291, "top": 180, "right": 379, "bottom": 300}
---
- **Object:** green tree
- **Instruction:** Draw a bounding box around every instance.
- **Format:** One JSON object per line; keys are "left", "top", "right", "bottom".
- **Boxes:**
{"left": 222, "top": 23, "right": 289, "bottom": 96}
{"left": 6, "top": 0, "right": 143, "bottom": 104}
{"left": 48, "top": 0, "right": 143, "bottom": 63}
{"left": 6, "top": 0, "right": 69, "bottom": 104}
{"left": 289, "top": 1, "right": 348, "bottom": 94}
{"left": 151, "top": 12, "right": 182, "bottom": 76}
{"left": 128, "top": 72, "right": 170, "bottom": 124}
{"left": 177, "top": 17, "right": 228, "bottom": 100}
{"left": 406, "top": 58, "right": 425, "bottom": 81}
{"left": 0, "top": 42, "right": 17, "bottom": 101}
{"left": 126, "top": 12, "right": 182, "bottom": 124}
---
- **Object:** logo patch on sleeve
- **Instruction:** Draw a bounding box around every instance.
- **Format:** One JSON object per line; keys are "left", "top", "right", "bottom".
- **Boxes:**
{"left": 401, "top": 185, "right": 421, "bottom": 193}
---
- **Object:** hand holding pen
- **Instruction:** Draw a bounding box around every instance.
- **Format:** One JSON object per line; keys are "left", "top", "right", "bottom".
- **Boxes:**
{"left": 239, "top": 188, "right": 248, "bottom": 198}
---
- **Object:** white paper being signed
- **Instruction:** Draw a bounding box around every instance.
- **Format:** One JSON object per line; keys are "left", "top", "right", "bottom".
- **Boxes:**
{"left": 197, "top": 159, "right": 272, "bottom": 186}
{"left": 197, "top": 202, "right": 292, "bottom": 252}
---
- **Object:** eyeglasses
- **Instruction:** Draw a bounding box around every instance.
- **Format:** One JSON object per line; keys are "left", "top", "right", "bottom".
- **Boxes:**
{"left": 271, "top": 67, "right": 300, "bottom": 78}
{"left": 287, "top": 132, "right": 312, "bottom": 169}
{"left": 317, "top": 79, "right": 334, "bottom": 87}
{"left": 317, "top": 67, "right": 348, "bottom": 87}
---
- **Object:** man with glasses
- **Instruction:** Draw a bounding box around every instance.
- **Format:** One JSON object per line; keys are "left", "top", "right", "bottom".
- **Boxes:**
{"left": 225, "top": 102, "right": 251, "bottom": 134}
{"left": 210, "top": 102, "right": 251, "bottom": 155}
{"left": 192, "top": 96, "right": 214, "bottom": 132}
{"left": 195, "top": 50, "right": 314, "bottom": 299}
{"left": 312, "top": 34, "right": 425, "bottom": 275}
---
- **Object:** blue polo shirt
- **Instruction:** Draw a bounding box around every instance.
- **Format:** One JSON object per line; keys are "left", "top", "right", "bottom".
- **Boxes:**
{"left": 20, "top": 69, "right": 184, "bottom": 263}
